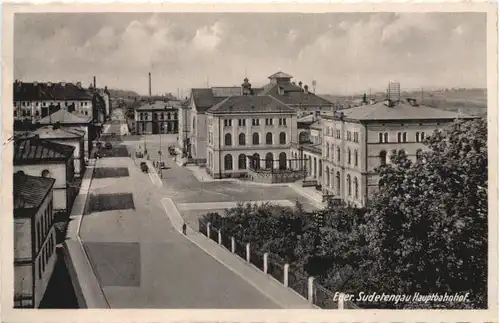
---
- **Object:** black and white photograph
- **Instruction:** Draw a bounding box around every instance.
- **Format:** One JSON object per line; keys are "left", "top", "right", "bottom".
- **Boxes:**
{"left": 1, "top": 3, "right": 498, "bottom": 322}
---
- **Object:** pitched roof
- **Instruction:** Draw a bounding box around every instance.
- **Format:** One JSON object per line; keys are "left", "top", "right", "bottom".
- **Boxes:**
{"left": 136, "top": 100, "right": 181, "bottom": 111}
{"left": 207, "top": 95, "right": 296, "bottom": 114}
{"left": 13, "top": 173, "right": 55, "bottom": 216}
{"left": 268, "top": 71, "right": 293, "bottom": 79}
{"left": 34, "top": 125, "right": 85, "bottom": 139}
{"left": 191, "top": 88, "right": 217, "bottom": 110}
{"left": 338, "top": 100, "right": 478, "bottom": 121}
{"left": 14, "top": 81, "right": 93, "bottom": 101}
{"left": 211, "top": 87, "right": 242, "bottom": 97}
{"left": 38, "top": 109, "right": 92, "bottom": 124}
{"left": 260, "top": 83, "right": 334, "bottom": 107}
{"left": 14, "top": 137, "right": 75, "bottom": 164}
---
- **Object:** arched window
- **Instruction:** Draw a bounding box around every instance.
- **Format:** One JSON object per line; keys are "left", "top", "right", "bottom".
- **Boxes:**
{"left": 266, "top": 132, "right": 273, "bottom": 145}
{"left": 224, "top": 154, "right": 233, "bottom": 170}
{"left": 326, "top": 167, "right": 330, "bottom": 187}
{"left": 416, "top": 149, "right": 423, "bottom": 161}
{"left": 354, "top": 150, "right": 359, "bottom": 167}
{"left": 174, "top": 112, "right": 178, "bottom": 119}
{"left": 253, "top": 133, "right": 260, "bottom": 145}
{"left": 384, "top": 133, "right": 388, "bottom": 143}
{"left": 252, "top": 153, "right": 260, "bottom": 169}
{"left": 224, "top": 133, "right": 232, "bottom": 146}
{"left": 238, "top": 133, "right": 246, "bottom": 145}
{"left": 347, "top": 149, "right": 351, "bottom": 164}
{"left": 397, "top": 132, "right": 402, "bottom": 143}
{"left": 378, "top": 133, "right": 383, "bottom": 143}
{"left": 416, "top": 132, "right": 420, "bottom": 142}
{"left": 347, "top": 174, "right": 352, "bottom": 196}
{"left": 354, "top": 177, "right": 359, "bottom": 199}
{"left": 279, "top": 132, "right": 286, "bottom": 144}
{"left": 379, "top": 150, "right": 387, "bottom": 166}
{"left": 265, "top": 153, "right": 273, "bottom": 169}
{"left": 238, "top": 154, "right": 247, "bottom": 169}
{"left": 192, "top": 117, "right": 196, "bottom": 131}
{"left": 403, "top": 132, "right": 407, "bottom": 142}
{"left": 336, "top": 171, "right": 341, "bottom": 195}
{"left": 41, "top": 169, "right": 50, "bottom": 178}
{"left": 336, "top": 147, "right": 340, "bottom": 162}
{"left": 279, "top": 152, "right": 287, "bottom": 170}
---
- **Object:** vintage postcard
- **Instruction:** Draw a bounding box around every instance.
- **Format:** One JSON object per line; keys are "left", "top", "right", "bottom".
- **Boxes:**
{"left": 1, "top": 2, "right": 498, "bottom": 323}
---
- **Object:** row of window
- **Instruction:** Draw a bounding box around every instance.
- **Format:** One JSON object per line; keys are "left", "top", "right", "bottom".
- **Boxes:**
{"left": 324, "top": 144, "right": 359, "bottom": 167}
{"left": 224, "top": 132, "right": 288, "bottom": 146}
{"left": 37, "top": 232, "right": 55, "bottom": 279}
{"left": 221, "top": 152, "right": 288, "bottom": 171}
{"left": 18, "top": 101, "right": 90, "bottom": 107}
{"left": 378, "top": 131, "right": 427, "bottom": 143}
{"left": 379, "top": 149, "right": 424, "bottom": 165}
{"left": 138, "top": 112, "right": 178, "bottom": 121}
{"left": 346, "top": 131, "right": 359, "bottom": 143}
{"left": 36, "top": 201, "right": 54, "bottom": 254}
{"left": 324, "top": 170, "right": 360, "bottom": 199}
{"left": 224, "top": 118, "right": 288, "bottom": 127}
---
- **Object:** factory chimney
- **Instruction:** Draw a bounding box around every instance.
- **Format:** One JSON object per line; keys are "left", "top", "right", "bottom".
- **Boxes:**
{"left": 93, "top": 76, "right": 96, "bottom": 89}
{"left": 149, "top": 72, "right": 152, "bottom": 97}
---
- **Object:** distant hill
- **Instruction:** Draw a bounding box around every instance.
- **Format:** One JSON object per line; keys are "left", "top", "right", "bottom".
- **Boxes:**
{"left": 108, "top": 89, "right": 140, "bottom": 99}
{"left": 320, "top": 88, "right": 487, "bottom": 117}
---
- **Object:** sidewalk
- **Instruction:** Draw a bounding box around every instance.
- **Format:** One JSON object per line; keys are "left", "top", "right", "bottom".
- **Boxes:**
{"left": 161, "top": 198, "right": 315, "bottom": 309}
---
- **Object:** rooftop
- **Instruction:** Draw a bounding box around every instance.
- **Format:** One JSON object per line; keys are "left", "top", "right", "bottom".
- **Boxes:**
{"left": 259, "top": 83, "right": 334, "bottom": 107}
{"left": 268, "top": 71, "right": 293, "bottom": 79}
{"left": 136, "top": 100, "right": 181, "bottom": 111}
{"left": 330, "top": 100, "right": 478, "bottom": 121}
{"left": 38, "top": 109, "right": 92, "bottom": 124}
{"left": 207, "top": 95, "right": 296, "bottom": 115}
{"left": 14, "top": 173, "right": 55, "bottom": 217}
{"left": 34, "top": 125, "right": 86, "bottom": 139}
{"left": 14, "top": 81, "right": 93, "bottom": 102}
{"left": 14, "top": 137, "right": 75, "bottom": 164}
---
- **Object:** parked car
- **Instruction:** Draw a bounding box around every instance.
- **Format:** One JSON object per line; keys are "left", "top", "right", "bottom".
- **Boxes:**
{"left": 105, "top": 142, "right": 112, "bottom": 149}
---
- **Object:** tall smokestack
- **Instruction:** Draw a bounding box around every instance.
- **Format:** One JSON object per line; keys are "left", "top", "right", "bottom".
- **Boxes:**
{"left": 149, "top": 72, "right": 152, "bottom": 96}
{"left": 93, "top": 76, "right": 96, "bottom": 89}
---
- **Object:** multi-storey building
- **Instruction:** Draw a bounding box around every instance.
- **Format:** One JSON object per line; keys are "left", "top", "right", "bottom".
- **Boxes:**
{"left": 38, "top": 109, "right": 95, "bottom": 160}
{"left": 13, "top": 137, "right": 76, "bottom": 213}
{"left": 205, "top": 95, "right": 297, "bottom": 178}
{"left": 134, "top": 100, "right": 181, "bottom": 134}
{"left": 13, "top": 173, "right": 57, "bottom": 308}
{"left": 321, "top": 98, "right": 477, "bottom": 207}
{"left": 33, "top": 125, "right": 86, "bottom": 178}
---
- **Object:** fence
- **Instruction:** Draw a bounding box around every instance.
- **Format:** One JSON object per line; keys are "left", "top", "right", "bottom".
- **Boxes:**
{"left": 197, "top": 218, "right": 360, "bottom": 309}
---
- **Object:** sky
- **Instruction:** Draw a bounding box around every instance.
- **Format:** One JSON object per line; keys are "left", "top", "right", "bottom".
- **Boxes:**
{"left": 14, "top": 12, "right": 487, "bottom": 96}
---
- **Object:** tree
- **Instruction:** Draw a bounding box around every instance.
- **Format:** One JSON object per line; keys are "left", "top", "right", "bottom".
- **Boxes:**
{"left": 366, "top": 118, "right": 488, "bottom": 308}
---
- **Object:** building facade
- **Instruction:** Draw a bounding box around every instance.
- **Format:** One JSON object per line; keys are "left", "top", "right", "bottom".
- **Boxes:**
{"left": 206, "top": 95, "right": 297, "bottom": 178}
{"left": 13, "top": 137, "right": 76, "bottom": 213}
{"left": 33, "top": 125, "right": 86, "bottom": 177}
{"left": 321, "top": 98, "right": 477, "bottom": 207}
{"left": 13, "top": 173, "right": 57, "bottom": 308}
{"left": 134, "top": 100, "right": 180, "bottom": 134}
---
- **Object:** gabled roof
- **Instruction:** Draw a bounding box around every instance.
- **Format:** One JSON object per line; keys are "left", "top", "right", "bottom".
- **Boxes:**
{"left": 191, "top": 88, "right": 227, "bottom": 112}
{"left": 34, "top": 125, "right": 85, "bottom": 140}
{"left": 14, "top": 81, "right": 93, "bottom": 101}
{"left": 260, "top": 83, "right": 334, "bottom": 107}
{"left": 207, "top": 95, "right": 296, "bottom": 115}
{"left": 211, "top": 87, "right": 242, "bottom": 97}
{"left": 14, "top": 137, "right": 75, "bottom": 165}
{"left": 268, "top": 71, "right": 293, "bottom": 79}
{"left": 338, "top": 100, "right": 478, "bottom": 121}
{"left": 38, "top": 109, "right": 92, "bottom": 124}
{"left": 14, "top": 173, "right": 55, "bottom": 217}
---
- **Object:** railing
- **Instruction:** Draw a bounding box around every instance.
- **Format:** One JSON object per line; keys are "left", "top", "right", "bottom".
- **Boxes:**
{"left": 197, "top": 218, "right": 360, "bottom": 309}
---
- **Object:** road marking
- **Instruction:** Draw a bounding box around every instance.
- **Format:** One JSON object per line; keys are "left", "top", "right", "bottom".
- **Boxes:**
{"left": 177, "top": 200, "right": 295, "bottom": 211}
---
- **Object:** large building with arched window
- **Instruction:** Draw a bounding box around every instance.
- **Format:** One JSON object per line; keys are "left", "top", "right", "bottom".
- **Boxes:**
{"left": 205, "top": 95, "right": 297, "bottom": 178}
{"left": 321, "top": 98, "right": 477, "bottom": 207}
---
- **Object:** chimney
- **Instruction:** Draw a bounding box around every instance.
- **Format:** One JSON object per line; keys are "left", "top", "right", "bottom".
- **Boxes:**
{"left": 299, "top": 81, "right": 303, "bottom": 89}
{"left": 304, "top": 85, "right": 309, "bottom": 94}
{"left": 93, "top": 76, "right": 96, "bottom": 89}
{"left": 149, "top": 72, "right": 152, "bottom": 96}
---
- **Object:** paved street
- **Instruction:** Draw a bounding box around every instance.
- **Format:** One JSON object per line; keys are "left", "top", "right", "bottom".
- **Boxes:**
{"left": 79, "top": 108, "right": 317, "bottom": 308}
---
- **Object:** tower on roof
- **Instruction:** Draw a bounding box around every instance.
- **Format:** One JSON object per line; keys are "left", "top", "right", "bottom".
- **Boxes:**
{"left": 268, "top": 71, "right": 293, "bottom": 85}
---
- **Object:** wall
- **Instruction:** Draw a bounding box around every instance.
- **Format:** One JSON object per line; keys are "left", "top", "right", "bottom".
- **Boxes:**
{"left": 14, "top": 163, "right": 68, "bottom": 211}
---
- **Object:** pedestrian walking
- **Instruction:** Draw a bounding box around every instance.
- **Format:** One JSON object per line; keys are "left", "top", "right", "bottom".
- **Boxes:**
{"left": 182, "top": 222, "right": 187, "bottom": 235}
